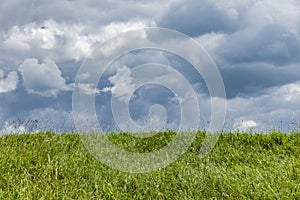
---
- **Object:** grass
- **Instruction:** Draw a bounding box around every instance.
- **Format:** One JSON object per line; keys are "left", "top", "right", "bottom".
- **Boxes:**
{"left": 0, "top": 131, "right": 299, "bottom": 199}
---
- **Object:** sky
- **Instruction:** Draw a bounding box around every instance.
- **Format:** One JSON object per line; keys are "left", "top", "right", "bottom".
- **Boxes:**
{"left": 0, "top": 0, "right": 300, "bottom": 134}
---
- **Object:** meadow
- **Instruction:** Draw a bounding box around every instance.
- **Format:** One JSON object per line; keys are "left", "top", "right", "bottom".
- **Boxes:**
{"left": 0, "top": 131, "right": 299, "bottom": 199}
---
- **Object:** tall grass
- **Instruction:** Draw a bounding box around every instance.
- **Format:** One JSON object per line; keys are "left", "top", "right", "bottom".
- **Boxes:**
{"left": 0, "top": 131, "right": 299, "bottom": 199}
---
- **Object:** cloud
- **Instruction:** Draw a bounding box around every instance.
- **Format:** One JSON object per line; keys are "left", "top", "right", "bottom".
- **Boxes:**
{"left": 0, "top": 0, "right": 300, "bottom": 133}
{"left": 2, "top": 19, "right": 152, "bottom": 62}
{"left": 186, "top": 0, "right": 300, "bottom": 99}
{"left": 159, "top": 0, "right": 300, "bottom": 97}
{"left": 98, "top": 62, "right": 205, "bottom": 131}
{"left": 219, "top": 62, "right": 300, "bottom": 98}
{"left": 217, "top": 23, "right": 300, "bottom": 66}
{"left": 232, "top": 120, "right": 258, "bottom": 132}
{"left": 159, "top": 0, "right": 241, "bottom": 36}
{"left": 77, "top": 83, "right": 101, "bottom": 95}
{"left": 0, "top": 0, "right": 167, "bottom": 31}
{"left": 108, "top": 65, "right": 136, "bottom": 102}
{"left": 0, "top": 70, "right": 19, "bottom": 93}
{"left": 0, "top": 121, "right": 26, "bottom": 135}
{"left": 19, "top": 58, "right": 71, "bottom": 97}
{"left": 226, "top": 81, "right": 300, "bottom": 132}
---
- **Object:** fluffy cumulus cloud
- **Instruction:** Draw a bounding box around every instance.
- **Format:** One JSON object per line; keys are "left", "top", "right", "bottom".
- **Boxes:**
{"left": 19, "top": 58, "right": 71, "bottom": 97}
{"left": 1, "top": 19, "right": 152, "bottom": 63}
{"left": 95, "top": 62, "right": 206, "bottom": 131}
{"left": 108, "top": 65, "right": 136, "bottom": 102}
{"left": 0, "top": 0, "right": 300, "bottom": 133}
{"left": 0, "top": 70, "right": 19, "bottom": 93}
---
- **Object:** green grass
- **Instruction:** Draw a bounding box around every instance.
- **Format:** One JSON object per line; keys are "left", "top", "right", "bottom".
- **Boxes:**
{"left": 0, "top": 131, "right": 299, "bottom": 199}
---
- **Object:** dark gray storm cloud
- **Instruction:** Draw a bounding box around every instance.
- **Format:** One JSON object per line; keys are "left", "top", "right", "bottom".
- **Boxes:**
{"left": 159, "top": 0, "right": 241, "bottom": 36}
{"left": 168, "top": 0, "right": 300, "bottom": 98}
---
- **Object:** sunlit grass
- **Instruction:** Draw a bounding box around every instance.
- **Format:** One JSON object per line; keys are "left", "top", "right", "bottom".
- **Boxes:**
{"left": 0, "top": 131, "right": 299, "bottom": 199}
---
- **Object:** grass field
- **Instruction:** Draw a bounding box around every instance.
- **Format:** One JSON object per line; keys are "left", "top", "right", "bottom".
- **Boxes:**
{"left": 0, "top": 131, "right": 299, "bottom": 199}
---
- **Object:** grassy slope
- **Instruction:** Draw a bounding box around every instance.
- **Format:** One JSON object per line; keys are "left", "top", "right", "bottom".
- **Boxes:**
{"left": 0, "top": 132, "right": 299, "bottom": 199}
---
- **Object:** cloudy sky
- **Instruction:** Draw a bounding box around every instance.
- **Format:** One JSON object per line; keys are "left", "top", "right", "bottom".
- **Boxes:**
{"left": 0, "top": 0, "right": 300, "bottom": 134}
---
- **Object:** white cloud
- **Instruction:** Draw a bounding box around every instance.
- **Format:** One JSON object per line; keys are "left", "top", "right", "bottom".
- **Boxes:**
{"left": 108, "top": 65, "right": 136, "bottom": 102}
{"left": 233, "top": 120, "right": 258, "bottom": 132}
{"left": 101, "top": 63, "right": 205, "bottom": 131}
{"left": 227, "top": 81, "right": 300, "bottom": 132}
{"left": 2, "top": 19, "right": 154, "bottom": 62}
{"left": 196, "top": 32, "right": 227, "bottom": 53}
{"left": 19, "top": 58, "right": 71, "bottom": 97}
{"left": 0, "top": 70, "right": 19, "bottom": 93}
{"left": 77, "top": 83, "right": 100, "bottom": 95}
{"left": 3, "top": 26, "right": 31, "bottom": 51}
{"left": 0, "top": 121, "right": 26, "bottom": 135}
{"left": 273, "top": 82, "right": 300, "bottom": 102}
